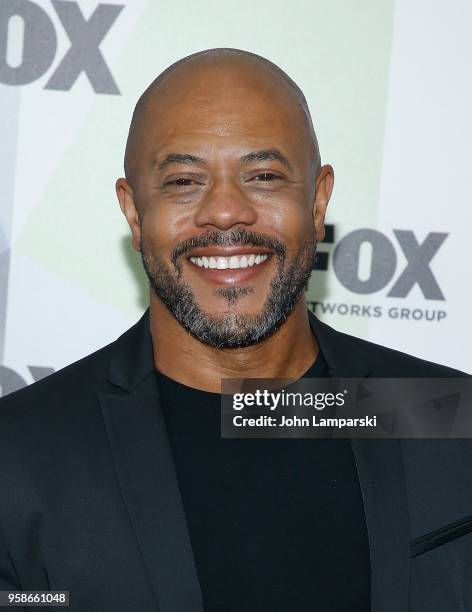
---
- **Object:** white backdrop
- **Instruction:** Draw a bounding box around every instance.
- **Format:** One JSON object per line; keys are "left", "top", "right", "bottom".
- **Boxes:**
{"left": 1, "top": 0, "right": 470, "bottom": 395}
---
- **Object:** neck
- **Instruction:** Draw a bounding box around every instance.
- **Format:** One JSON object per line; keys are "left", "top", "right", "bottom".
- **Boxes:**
{"left": 149, "top": 291, "right": 318, "bottom": 392}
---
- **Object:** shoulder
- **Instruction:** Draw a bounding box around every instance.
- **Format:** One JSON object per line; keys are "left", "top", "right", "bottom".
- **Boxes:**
{"left": 0, "top": 309, "right": 151, "bottom": 423}
{"left": 309, "top": 313, "right": 469, "bottom": 378}
{"left": 343, "top": 330, "right": 467, "bottom": 377}
{"left": 0, "top": 339, "right": 115, "bottom": 422}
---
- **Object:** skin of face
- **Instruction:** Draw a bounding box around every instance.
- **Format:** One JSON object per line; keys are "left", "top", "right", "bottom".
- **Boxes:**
{"left": 116, "top": 56, "right": 334, "bottom": 389}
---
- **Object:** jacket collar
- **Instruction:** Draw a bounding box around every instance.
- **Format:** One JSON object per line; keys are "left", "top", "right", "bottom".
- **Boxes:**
{"left": 107, "top": 309, "right": 154, "bottom": 392}
{"left": 307, "top": 310, "right": 373, "bottom": 378}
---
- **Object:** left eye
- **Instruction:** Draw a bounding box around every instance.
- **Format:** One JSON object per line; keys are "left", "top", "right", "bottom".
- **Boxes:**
{"left": 253, "top": 173, "right": 279, "bottom": 182}
{"left": 170, "top": 178, "right": 197, "bottom": 186}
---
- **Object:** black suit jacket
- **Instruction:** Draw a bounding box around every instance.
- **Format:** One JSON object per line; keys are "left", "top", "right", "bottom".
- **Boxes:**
{"left": 0, "top": 309, "right": 471, "bottom": 612}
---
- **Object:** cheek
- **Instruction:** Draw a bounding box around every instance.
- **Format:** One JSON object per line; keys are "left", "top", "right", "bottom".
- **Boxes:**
{"left": 141, "top": 205, "right": 184, "bottom": 258}
{"left": 258, "top": 202, "right": 313, "bottom": 251}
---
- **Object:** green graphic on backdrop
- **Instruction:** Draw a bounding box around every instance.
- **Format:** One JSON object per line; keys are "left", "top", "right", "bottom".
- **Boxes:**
{"left": 16, "top": 0, "right": 394, "bottom": 334}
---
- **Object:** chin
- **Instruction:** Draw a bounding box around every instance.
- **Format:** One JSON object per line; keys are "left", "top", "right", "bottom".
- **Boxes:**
{"left": 201, "top": 300, "right": 266, "bottom": 319}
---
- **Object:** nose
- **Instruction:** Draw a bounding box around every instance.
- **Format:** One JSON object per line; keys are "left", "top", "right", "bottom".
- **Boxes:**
{"left": 193, "top": 177, "right": 258, "bottom": 231}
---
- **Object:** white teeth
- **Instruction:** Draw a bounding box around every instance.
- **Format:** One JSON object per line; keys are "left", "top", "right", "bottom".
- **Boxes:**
{"left": 190, "top": 253, "right": 269, "bottom": 269}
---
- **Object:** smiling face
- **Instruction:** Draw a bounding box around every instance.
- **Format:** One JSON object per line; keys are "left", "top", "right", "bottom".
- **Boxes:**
{"left": 117, "top": 52, "right": 333, "bottom": 348}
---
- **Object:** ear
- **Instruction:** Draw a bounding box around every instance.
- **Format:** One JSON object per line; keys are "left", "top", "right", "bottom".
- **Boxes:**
{"left": 313, "top": 164, "right": 334, "bottom": 242}
{"left": 116, "top": 178, "right": 141, "bottom": 252}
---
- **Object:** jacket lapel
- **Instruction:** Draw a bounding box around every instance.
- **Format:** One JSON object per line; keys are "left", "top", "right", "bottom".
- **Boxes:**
{"left": 98, "top": 311, "right": 203, "bottom": 612}
{"left": 309, "top": 312, "right": 411, "bottom": 612}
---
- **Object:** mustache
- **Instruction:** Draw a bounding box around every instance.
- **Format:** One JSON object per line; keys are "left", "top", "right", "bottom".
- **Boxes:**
{"left": 171, "top": 229, "right": 287, "bottom": 267}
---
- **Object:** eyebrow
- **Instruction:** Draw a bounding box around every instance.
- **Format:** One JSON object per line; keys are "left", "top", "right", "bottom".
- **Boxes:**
{"left": 157, "top": 153, "right": 206, "bottom": 171}
{"left": 240, "top": 148, "right": 292, "bottom": 170}
{"left": 156, "top": 148, "right": 292, "bottom": 171}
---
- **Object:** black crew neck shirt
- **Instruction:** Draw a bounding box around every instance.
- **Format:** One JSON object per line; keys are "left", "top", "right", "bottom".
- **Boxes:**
{"left": 156, "top": 351, "right": 371, "bottom": 611}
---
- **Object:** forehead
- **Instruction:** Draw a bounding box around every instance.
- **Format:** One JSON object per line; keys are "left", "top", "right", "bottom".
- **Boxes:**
{"left": 139, "top": 61, "right": 312, "bottom": 164}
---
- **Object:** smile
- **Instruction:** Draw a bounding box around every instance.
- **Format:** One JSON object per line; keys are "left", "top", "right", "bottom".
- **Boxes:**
{"left": 189, "top": 254, "right": 270, "bottom": 270}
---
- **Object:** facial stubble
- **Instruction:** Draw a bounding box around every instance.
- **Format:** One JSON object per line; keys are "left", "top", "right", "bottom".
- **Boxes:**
{"left": 140, "top": 229, "right": 317, "bottom": 349}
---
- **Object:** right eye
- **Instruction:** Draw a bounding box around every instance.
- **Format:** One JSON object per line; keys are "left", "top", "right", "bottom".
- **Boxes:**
{"left": 166, "top": 178, "right": 198, "bottom": 186}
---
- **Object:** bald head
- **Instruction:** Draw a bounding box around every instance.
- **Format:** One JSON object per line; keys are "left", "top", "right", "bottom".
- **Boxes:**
{"left": 124, "top": 48, "right": 321, "bottom": 187}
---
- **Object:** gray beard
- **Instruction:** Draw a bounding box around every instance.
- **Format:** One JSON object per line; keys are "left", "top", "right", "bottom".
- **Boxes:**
{"left": 140, "top": 231, "right": 316, "bottom": 349}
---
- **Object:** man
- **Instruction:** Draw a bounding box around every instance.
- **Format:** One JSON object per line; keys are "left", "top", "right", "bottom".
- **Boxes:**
{"left": 0, "top": 49, "right": 470, "bottom": 612}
